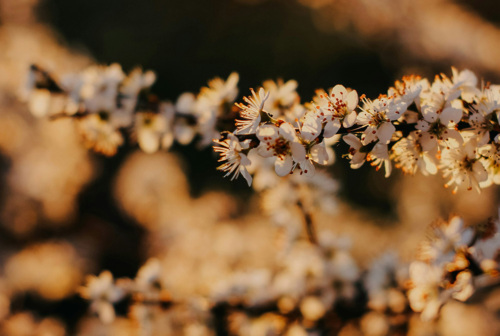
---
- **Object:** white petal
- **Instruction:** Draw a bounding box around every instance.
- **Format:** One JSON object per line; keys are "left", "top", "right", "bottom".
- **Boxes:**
{"left": 343, "top": 133, "right": 362, "bottom": 149}
{"left": 97, "top": 301, "right": 116, "bottom": 324}
{"left": 291, "top": 141, "right": 306, "bottom": 162}
{"left": 330, "top": 85, "right": 347, "bottom": 99}
{"left": 240, "top": 167, "right": 253, "bottom": 187}
{"left": 257, "top": 143, "right": 275, "bottom": 157}
{"left": 473, "top": 161, "right": 488, "bottom": 183}
{"left": 377, "top": 122, "right": 396, "bottom": 144}
{"left": 300, "top": 160, "right": 315, "bottom": 177}
{"left": 342, "top": 111, "right": 357, "bottom": 128}
{"left": 279, "top": 122, "right": 298, "bottom": 142}
{"left": 356, "top": 111, "right": 372, "bottom": 125}
{"left": 420, "top": 132, "right": 438, "bottom": 151}
{"left": 346, "top": 90, "right": 358, "bottom": 111}
{"left": 138, "top": 130, "right": 160, "bottom": 153}
{"left": 443, "top": 129, "right": 464, "bottom": 146}
{"left": 422, "top": 154, "right": 438, "bottom": 175}
{"left": 29, "top": 90, "right": 51, "bottom": 117}
{"left": 257, "top": 124, "right": 279, "bottom": 141}
{"left": 440, "top": 107, "right": 463, "bottom": 125}
{"left": 174, "top": 124, "right": 196, "bottom": 145}
{"left": 161, "top": 132, "right": 174, "bottom": 149}
{"left": 416, "top": 120, "right": 431, "bottom": 132}
{"left": 301, "top": 115, "right": 322, "bottom": 141}
{"left": 310, "top": 143, "right": 329, "bottom": 165}
{"left": 363, "top": 126, "right": 378, "bottom": 145}
{"left": 275, "top": 155, "right": 293, "bottom": 176}
{"left": 324, "top": 119, "right": 341, "bottom": 138}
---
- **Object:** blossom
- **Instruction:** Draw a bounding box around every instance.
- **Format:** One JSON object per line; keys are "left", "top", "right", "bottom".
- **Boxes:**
{"left": 415, "top": 94, "right": 464, "bottom": 151}
{"left": 440, "top": 138, "right": 488, "bottom": 193}
{"left": 388, "top": 75, "right": 427, "bottom": 107}
{"left": 343, "top": 133, "right": 366, "bottom": 169}
{"left": 297, "top": 113, "right": 331, "bottom": 174}
{"left": 195, "top": 72, "right": 239, "bottom": 146}
{"left": 256, "top": 123, "right": 307, "bottom": 176}
{"left": 134, "top": 102, "right": 175, "bottom": 153}
{"left": 391, "top": 131, "right": 439, "bottom": 175}
{"left": 75, "top": 111, "right": 127, "bottom": 156}
{"left": 235, "top": 88, "right": 270, "bottom": 134}
{"left": 262, "top": 79, "right": 304, "bottom": 122}
{"left": 419, "top": 216, "right": 474, "bottom": 264}
{"left": 407, "top": 261, "right": 445, "bottom": 320}
{"left": 356, "top": 96, "right": 400, "bottom": 145}
{"left": 367, "top": 143, "right": 392, "bottom": 177}
{"left": 24, "top": 65, "right": 72, "bottom": 117}
{"left": 174, "top": 92, "right": 198, "bottom": 145}
{"left": 80, "top": 271, "right": 126, "bottom": 324}
{"left": 310, "top": 85, "right": 358, "bottom": 138}
{"left": 213, "top": 133, "right": 253, "bottom": 186}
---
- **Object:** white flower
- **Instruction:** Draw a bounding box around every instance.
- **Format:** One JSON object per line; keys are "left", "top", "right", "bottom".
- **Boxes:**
{"left": 421, "top": 216, "right": 475, "bottom": 264}
{"left": 311, "top": 85, "right": 358, "bottom": 138}
{"left": 174, "top": 92, "right": 198, "bottom": 145}
{"left": 80, "top": 271, "right": 126, "bottom": 324}
{"left": 415, "top": 94, "right": 464, "bottom": 151}
{"left": 297, "top": 114, "right": 331, "bottom": 175}
{"left": 119, "top": 68, "right": 156, "bottom": 113}
{"left": 262, "top": 79, "right": 304, "bottom": 122}
{"left": 440, "top": 139, "right": 488, "bottom": 193}
{"left": 367, "top": 143, "right": 392, "bottom": 177}
{"left": 200, "top": 72, "right": 239, "bottom": 106}
{"left": 246, "top": 149, "right": 280, "bottom": 191}
{"left": 235, "top": 88, "right": 270, "bottom": 134}
{"left": 134, "top": 102, "right": 175, "bottom": 153}
{"left": 75, "top": 111, "right": 128, "bottom": 156}
{"left": 391, "top": 131, "right": 439, "bottom": 175}
{"left": 24, "top": 65, "right": 74, "bottom": 117}
{"left": 450, "top": 67, "right": 479, "bottom": 103}
{"left": 407, "top": 261, "right": 445, "bottom": 320}
{"left": 357, "top": 96, "right": 400, "bottom": 145}
{"left": 388, "top": 75, "right": 427, "bottom": 106}
{"left": 77, "top": 64, "right": 125, "bottom": 114}
{"left": 257, "top": 123, "right": 307, "bottom": 176}
{"left": 343, "top": 133, "right": 366, "bottom": 169}
{"left": 213, "top": 133, "right": 253, "bottom": 186}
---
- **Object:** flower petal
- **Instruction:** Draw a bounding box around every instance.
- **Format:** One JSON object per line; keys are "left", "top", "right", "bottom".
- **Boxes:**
{"left": 275, "top": 155, "right": 293, "bottom": 176}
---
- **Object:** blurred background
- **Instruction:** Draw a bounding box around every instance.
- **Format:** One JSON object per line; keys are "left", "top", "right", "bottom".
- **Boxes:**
{"left": 0, "top": 0, "right": 500, "bottom": 334}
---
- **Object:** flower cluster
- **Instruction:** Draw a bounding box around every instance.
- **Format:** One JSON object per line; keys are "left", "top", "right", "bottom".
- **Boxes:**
{"left": 408, "top": 213, "right": 500, "bottom": 320}
{"left": 24, "top": 64, "right": 240, "bottom": 155}
{"left": 215, "top": 68, "right": 500, "bottom": 193}
{"left": 78, "top": 213, "right": 500, "bottom": 334}
{"left": 25, "top": 65, "right": 500, "bottom": 193}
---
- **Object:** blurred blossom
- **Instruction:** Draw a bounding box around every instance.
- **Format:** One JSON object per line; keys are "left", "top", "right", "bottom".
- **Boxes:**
{"left": 297, "top": 0, "right": 500, "bottom": 76}
{"left": 5, "top": 242, "right": 83, "bottom": 300}
{"left": 2, "top": 313, "right": 65, "bottom": 336}
{"left": 2, "top": 0, "right": 500, "bottom": 334}
{"left": 114, "top": 151, "right": 191, "bottom": 229}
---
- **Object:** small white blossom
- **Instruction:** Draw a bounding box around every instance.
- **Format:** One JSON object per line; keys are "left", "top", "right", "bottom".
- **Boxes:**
{"left": 235, "top": 88, "right": 270, "bottom": 134}
{"left": 213, "top": 133, "right": 253, "bottom": 186}
{"left": 257, "top": 123, "right": 308, "bottom": 176}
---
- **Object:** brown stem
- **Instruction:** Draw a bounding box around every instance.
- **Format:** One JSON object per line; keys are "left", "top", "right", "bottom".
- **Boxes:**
{"left": 296, "top": 199, "right": 318, "bottom": 245}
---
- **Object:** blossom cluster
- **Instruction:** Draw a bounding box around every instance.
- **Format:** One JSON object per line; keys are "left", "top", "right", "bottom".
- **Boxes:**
{"left": 24, "top": 64, "right": 240, "bottom": 156}
{"left": 25, "top": 65, "right": 500, "bottom": 192}
{"left": 78, "top": 213, "right": 500, "bottom": 334}
{"left": 408, "top": 213, "right": 500, "bottom": 320}
{"left": 215, "top": 68, "right": 500, "bottom": 193}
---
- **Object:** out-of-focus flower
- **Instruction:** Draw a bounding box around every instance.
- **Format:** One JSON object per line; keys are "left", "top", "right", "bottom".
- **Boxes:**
{"left": 235, "top": 87, "right": 270, "bottom": 134}
{"left": 213, "top": 133, "right": 253, "bottom": 186}
{"left": 5, "top": 242, "right": 83, "bottom": 300}
{"left": 80, "top": 271, "right": 127, "bottom": 324}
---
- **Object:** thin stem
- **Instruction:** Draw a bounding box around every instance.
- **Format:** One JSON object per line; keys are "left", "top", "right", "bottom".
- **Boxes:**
{"left": 296, "top": 199, "right": 318, "bottom": 245}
